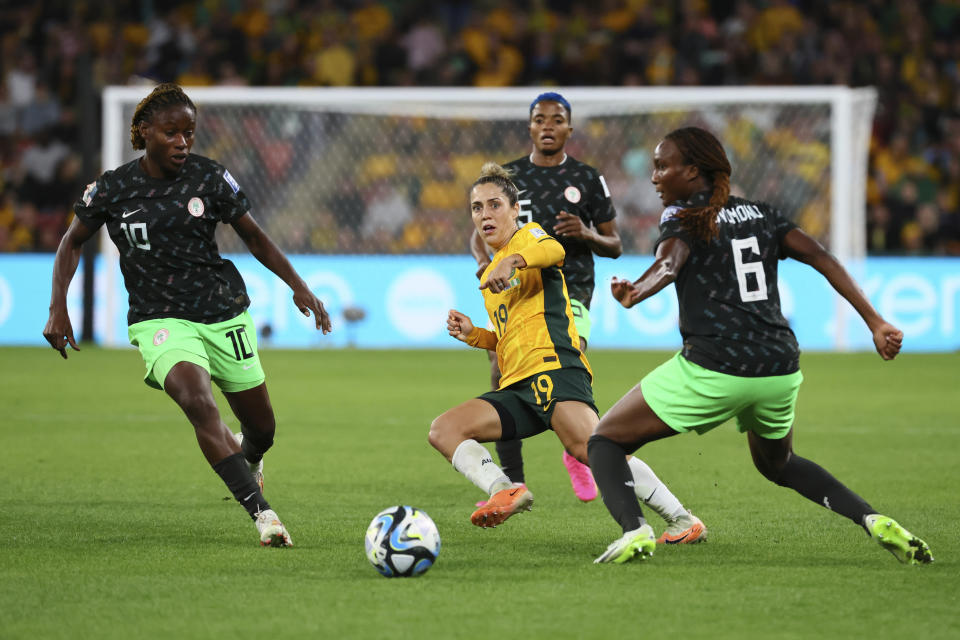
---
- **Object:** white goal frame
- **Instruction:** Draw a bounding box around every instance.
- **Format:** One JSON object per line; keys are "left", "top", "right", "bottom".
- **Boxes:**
{"left": 100, "top": 86, "right": 877, "bottom": 348}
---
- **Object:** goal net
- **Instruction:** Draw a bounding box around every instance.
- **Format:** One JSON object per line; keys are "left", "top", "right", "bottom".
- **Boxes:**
{"left": 103, "top": 86, "right": 876, "bottom": 261}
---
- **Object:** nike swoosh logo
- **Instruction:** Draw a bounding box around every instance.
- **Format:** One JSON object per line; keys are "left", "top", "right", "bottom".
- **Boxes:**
{"left": 542, "top": 398, "right": 556, "bottom": 412}
{"left": 663, "top": 532, "right": 690, "bottom": 544}
{"left": 243, "top": 492, "right": 255, "bottom": 501}
{"left": 121, "top": 208, "right": 143, "bottom": 218}
{"left": 242, "top": 363, "right": 256, "bottom": 370}
{"left": 509, "top": 488, "right": 522, "bottom": 497}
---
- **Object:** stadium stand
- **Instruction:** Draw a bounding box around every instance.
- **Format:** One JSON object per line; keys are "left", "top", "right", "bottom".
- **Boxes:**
{"left": 0, "top": 0, "right": 957, "bottom": 254}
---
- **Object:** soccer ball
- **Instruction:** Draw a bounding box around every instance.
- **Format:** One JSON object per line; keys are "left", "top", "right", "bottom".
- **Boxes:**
{"left": 364, "top": 505, "right": 441, "bottom": 577}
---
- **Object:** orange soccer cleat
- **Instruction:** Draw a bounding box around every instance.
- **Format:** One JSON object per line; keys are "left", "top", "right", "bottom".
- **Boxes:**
{"left": 656, "top": 512, "right": 707, "bottom": 545}
{"left": 470, "top": 483, "right": 534, "bottom": 528}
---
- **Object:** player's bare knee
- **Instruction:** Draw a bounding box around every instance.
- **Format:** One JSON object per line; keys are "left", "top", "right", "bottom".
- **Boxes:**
{"left": 428, "top": 415, "right": 453, "bottom": 451}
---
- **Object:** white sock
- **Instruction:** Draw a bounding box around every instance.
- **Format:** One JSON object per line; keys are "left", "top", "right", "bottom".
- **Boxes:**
{"left": 627, "top": 456, "right": 686, "bottom": 522}
{"left": 452, "top": 439, "right": 512, "bottom": 496}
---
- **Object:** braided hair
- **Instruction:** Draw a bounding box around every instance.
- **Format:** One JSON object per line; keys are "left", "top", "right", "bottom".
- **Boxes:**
{"left": 471, "top": 162, "right": 520, "bottom": 207}
{"left": 129, "top": 83, "right": 196, "bottom": 150}
{"left": 666, "top": 127, "right": 732, "bottom": 244}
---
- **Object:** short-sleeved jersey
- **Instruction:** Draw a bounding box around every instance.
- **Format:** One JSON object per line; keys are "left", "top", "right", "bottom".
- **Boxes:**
{"left": 656, "top": 191, "right": 800, "bottom": 377}
{"left": 477, "top": 223, "right": 592, "bottom": 389}
{"left": 74, "top": 154, "right": 252, "bottom": 325}
{"left": 503, "top": 155, "right": 616, "bottom": 307}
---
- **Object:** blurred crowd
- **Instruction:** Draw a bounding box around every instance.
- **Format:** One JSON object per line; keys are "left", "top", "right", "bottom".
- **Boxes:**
{"left": 1, "top": 0, "right": 958, "bottom": 254}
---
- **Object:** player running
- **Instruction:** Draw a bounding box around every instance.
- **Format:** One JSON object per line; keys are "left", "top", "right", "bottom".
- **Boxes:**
{"left": 590, "top": 126, "right": 933, "bottom": 565}
{"left": 43, "top": 83, "right": 331, "bottom": 547}
{"left": 430, "top": 162, "right": 699, "bottom": 537}
{"left": 468, "top": 93, "right": 616, "bottom": 503}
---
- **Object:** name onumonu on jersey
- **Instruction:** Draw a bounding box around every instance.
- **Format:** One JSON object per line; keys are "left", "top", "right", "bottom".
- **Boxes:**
{"left": 465, "top": 223, "right": 592, "bottom": 389}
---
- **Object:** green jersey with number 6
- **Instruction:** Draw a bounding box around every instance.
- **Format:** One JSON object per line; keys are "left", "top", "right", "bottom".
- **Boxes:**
{"left": 657, "top": 190, "right": 799, "bottom": 377}
{"left": 73, "top": 155, "right": 252, "bottom": 326}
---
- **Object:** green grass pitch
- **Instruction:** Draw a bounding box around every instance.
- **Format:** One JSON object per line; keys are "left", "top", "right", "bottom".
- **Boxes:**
{"left": 2, "top": 346, "right": 958, "bottom": 639}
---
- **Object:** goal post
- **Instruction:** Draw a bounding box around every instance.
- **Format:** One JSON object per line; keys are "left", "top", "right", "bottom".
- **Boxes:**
{"left": 100, "top": 85, "right": 876, "bottom": 347}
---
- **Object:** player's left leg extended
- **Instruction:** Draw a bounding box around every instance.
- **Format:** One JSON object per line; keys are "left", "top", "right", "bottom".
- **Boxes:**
{"left": 748, "top": 430, "right": 932, "bottom": 564}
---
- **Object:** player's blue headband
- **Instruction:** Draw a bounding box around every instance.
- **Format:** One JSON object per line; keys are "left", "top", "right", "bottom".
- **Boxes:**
{"left": 530, "top": 92, "right": 572, "bottom": 119}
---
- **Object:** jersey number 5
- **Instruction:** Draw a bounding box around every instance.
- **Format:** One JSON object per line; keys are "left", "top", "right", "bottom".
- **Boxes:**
{"left": 731, "top": 236, "right": 768, "bottom": 302}
{"left": 517, "top": 197, "right": 532, "bottom": 227}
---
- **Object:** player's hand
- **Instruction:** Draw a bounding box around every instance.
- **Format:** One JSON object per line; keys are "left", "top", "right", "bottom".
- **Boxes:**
{"left": 447, "top": 309, "right": 475, "bottom": 342}
{"left": 872, "top": 321, "right": 903, "bottom": 361}
{"left": 611, "top": 276, "right": 641, "bottom": 309}
{"left": 475, "top": 259, "right": 491, "bottom": 280}
{"left": 293, "top": 286, "right": 332, "bottom": 334}
{"left": 554, "top": 211, "right": 590, "bottom": 240}
{"left": 479, "top": 260, "right": 516, "bottom": 293}
{"left": 43, "top": 306, "right": 80, "bottom": 359}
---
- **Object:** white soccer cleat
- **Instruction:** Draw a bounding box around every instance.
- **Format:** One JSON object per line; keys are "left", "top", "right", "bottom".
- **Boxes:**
{"left": 234, "top": 432, "right": 264, "bottom": 494}
{"left": 255, "top": 509, "right": 293, "bottom": 547}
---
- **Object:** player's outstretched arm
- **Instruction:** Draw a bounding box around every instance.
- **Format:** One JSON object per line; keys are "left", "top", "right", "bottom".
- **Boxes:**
{"left": 782, "top": 228, "right": 902, "bottom": 360}
{"left": 611, "top": 237, "right": 689, "bottom": 309}
{"left": 231, "top": 212, "right": 332, "bottom": 334}
{"left": 43, "top": 217, "right": 97, "bottom": 358}
{"left": 480, "top": 254, "right": 525, "bottom": 293}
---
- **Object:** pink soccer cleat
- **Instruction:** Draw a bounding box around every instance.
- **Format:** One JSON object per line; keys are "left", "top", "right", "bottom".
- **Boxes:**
{"left": 562, "top": 450, "right": 597, "bottom": 501}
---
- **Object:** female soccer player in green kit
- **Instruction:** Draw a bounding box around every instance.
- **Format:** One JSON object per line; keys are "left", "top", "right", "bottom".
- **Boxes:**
{"left": 43, "top": 83, "right": 331, "bottom": 547}
{"left": 590, "top": 126, "right": 933, "bottom": 566}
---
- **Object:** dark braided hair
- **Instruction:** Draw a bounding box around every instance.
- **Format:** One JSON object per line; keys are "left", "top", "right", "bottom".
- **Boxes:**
{"left": 665, "top": 126, "right": 732, "bottom": 244}
{"left": 471, "top": 162, "right": 520, "bottom": 207}
{"left": 129, "top": 83, "right": 196, "bottom": 150}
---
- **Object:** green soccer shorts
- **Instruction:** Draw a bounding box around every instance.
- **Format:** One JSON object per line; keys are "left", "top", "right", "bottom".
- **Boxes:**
{"left": 127, "top": 311, "right": 265, "bottom": 392}
{"left": 569, "top": 298, "right": 592, "bottom": 345}
{"left": 640, "top": 352, "right": 803, "bottom": 440}
{"left": 479, "top": 366, "right": 598, "bottom": 440}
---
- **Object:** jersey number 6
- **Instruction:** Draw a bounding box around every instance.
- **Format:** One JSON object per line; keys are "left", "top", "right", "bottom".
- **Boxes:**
{"left": 731, "top": 236, "right": 768, "bottom": 302}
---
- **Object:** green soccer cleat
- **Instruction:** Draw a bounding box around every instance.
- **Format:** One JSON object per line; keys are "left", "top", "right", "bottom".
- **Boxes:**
{"left": 594, "top": 524, "right": 656, "bottom": 564}
{"left": 864, "top": 514, "right": 933, "bottom": 565}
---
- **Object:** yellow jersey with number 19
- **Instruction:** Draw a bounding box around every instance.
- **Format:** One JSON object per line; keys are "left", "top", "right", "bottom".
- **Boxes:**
{"left": 468, "top": 222, "right": 592, "bottom": 390}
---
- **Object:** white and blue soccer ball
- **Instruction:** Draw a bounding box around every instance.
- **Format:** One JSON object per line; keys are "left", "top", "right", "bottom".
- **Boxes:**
{"left": 364, "top": 505, "right": 441, "bottom": 578}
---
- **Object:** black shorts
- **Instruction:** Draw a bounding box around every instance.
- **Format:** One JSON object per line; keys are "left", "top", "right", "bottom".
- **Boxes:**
{"left": 479, "top": 367, "right": 597, "bottom": 440}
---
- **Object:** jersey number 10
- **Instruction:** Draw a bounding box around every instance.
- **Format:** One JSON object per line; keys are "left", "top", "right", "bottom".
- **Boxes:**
{"left": 120, "top": 222, "right": 151, "bottom": 251}
{"left": 731, "top": 236, "right": 768, "bottom": 302}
